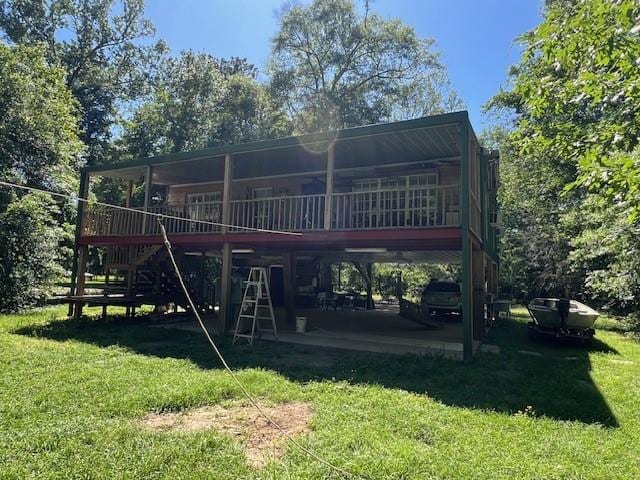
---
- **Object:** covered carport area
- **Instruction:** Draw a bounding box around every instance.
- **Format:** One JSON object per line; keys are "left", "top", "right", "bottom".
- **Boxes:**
{"left": 215, "top": 237, "right": 473, "bottom": 360}
{"left": 264, "top": 306, "right": 467, "bottom": 360}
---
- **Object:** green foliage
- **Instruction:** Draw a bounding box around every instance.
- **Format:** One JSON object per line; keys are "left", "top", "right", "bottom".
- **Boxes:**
{"left": 0, "top": 42, "right": 83, "bottom": 311}
{"left": 123, "top": 51, "right": 291, "bottom": 157}
{"left": 0, "top": 0, "right": 166, "bottom": 165}
{"left": 489, "top": 0, "right": 640, "bottom": 319}
{"left": 373, "top": 263, "right": 460, "bottom": 299}
{"left": 0, "top": 194, "right": 65, "bottom": 311}
{"left": 569, "top": 193, "right": 640, "bottom": 316}
{"left": 493, "top": 0, "right": 640, "bottom": 168}
{"left": 481, "top": 124, "right": 581, "bottom": 299}
{"left": 333, "top": 262, "right": 459, "bottom": 299}
{"left": 0, "top": 42, "right": 82, "bottom": 191}
{"left": 1, "top": 306, "right": 640, "bottom": 477}
{"left": 269, "top": 0, "right": 462, "bottom": 132}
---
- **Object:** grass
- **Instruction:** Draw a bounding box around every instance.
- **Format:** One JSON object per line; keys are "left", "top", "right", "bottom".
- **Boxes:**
{"left": 1, "top": 306, "right": 639, "bottom": 479}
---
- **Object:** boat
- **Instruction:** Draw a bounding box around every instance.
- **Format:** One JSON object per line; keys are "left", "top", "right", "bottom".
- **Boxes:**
{"left": 527, "top": 298, "right": 599, "bottom": 340}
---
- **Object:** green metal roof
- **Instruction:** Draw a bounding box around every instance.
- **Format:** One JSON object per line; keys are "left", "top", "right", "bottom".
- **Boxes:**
{"left": 83, "top": 111, "right": 471, "bottom": 176}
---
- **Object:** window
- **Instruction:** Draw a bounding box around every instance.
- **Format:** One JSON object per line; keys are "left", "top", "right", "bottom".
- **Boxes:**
{"left": 252, "top": 187, "right": 273, "bottom": 199}
{"left": 350, "top": 174, "right": 439, "bottom": 227}
{"left": 187, "top": 192, "right": 221, "bottom": 204}
{"left": 351, "top": 174, "right": 437, "bottom": 192}
{"left": 252, "top": 187, "right": 273, "bottom": 227}
{"left": 187, "top": 191, "right": 221, "bottom": 221}
{"left": 408, "top": 174, "right": 438, "bottom": 187}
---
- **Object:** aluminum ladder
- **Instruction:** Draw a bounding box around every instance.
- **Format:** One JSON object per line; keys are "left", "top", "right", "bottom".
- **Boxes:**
{"left": 232, "top": 267, "right": 277, "bottom": 344}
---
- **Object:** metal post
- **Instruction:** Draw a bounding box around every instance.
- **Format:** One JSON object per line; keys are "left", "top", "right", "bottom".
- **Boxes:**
{"left": 222, "top": 153, "right": 233, "bottom": 233}
{"left": 73, "top": 245, "right": 88, "bottom": 318}
{"left": 460, "top": 117, "right": 473, "bottom": 361}
{"left": 283, "top": 252, "right": 296, "bottom": 324}
{"left": 141, "top": 165, "right": 152, "bottom": 234}
{"left": 366, "top": 262, "right": 373, "bottom": 310}
{"left": 324, "top": 143, "right": 335, "bottom": 230}
{"left": 68, "top": 172, "right": 90, "bottom": 317}
{"left": 219, "top": 243, "right": 233, "bottom": 334}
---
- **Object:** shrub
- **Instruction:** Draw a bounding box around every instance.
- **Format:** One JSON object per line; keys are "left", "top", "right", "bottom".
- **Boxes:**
{"left": 0, "top": 194, "right": 64, "bottom": 312}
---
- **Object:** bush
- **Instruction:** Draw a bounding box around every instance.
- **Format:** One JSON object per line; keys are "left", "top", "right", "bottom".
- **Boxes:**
{"left": 0, "top": 194, "right": 64, "bottom": 312}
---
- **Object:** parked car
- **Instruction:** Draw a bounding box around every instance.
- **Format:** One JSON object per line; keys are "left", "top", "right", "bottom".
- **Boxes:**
{"left": 421, "top": 280, "right": 462, "bottom": 317}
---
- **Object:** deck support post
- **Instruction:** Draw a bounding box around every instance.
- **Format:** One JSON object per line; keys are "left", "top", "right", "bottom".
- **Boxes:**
{"left": 141, "top": 165, "right": 152, "bottom": 234}
{"left": 366, "top": 262, "right": 374, "bottom": 310}
{"left": 219, "top": 153, "right": 235, "bottom": 334}
{"left": 460, "top": 116, "right": 473, "bottom": 361}
{"left": 219, "top": 243, "right": 233, "bottom": 334}
{"left": 69, "top": 172, "right": 90, "bottom": 317}
{"left": 395, "top": 270, "right": 403, "bottom": 301}
{"left": 472, "top": 245, "right": 486, "bottom": 340}
{"left": 73, "top": 245, "right": 88, "bottom": 318}
{"left": 221, "top": 153, "right": 233, "bottom": 233}
{"left": 283, "top": 252, "right": 296, "bottom": 325}
{"left": 323, "top": 143, "right": 335, "bottom": 230}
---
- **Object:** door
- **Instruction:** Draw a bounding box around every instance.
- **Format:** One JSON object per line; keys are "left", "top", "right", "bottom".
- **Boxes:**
{"left": 269, "top": 265, "right": 285, "bottom": 306}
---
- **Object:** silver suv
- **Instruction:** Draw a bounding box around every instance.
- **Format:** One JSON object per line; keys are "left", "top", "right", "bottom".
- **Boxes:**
{"left": 420, "top": 281, "right": 462, "bottom": 317}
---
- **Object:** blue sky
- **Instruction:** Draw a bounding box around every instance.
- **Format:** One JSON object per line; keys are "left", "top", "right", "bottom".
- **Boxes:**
{"left": 145, "top": 0, "right": 542, "bottom": 131}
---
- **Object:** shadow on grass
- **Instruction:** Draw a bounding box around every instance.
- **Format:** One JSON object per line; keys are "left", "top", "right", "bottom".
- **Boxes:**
{"left": 15, "top": 312, "right": 620, "bottom": 428}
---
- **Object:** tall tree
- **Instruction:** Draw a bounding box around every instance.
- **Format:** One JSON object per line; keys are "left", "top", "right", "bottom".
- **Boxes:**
{"left": 0, "top": 42, "right": 83, "bottom": 311}
{"left": 0, "top": 0, "right": 165, "bottom": 165}
{"left": 269, "top": 0, "right": 462, "bottom": 132}
{"left": 123, "top": 51, "right": 291, "bottom": 158}
{"left": 490, "top": 0, "right": 640, "bottom": 318}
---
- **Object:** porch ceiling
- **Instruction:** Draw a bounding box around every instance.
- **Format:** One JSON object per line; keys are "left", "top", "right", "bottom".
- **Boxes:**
{"left": 87, "top": 112, "right": 464, "bottom": 185}
{"left": 257, "top": 249, "right": 462, "bottom": 265}
{"left": 180, "top": 249, "right": 460, "bottom": 265}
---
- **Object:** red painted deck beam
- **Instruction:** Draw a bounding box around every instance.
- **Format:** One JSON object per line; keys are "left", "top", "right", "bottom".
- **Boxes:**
{"left": 80, "top": 227, "right": 462, "bottom": 251}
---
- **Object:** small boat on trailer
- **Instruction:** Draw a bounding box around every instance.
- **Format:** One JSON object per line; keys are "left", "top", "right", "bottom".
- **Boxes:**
{"left": 527, "top": 298, "right": 599, "bottom": 342}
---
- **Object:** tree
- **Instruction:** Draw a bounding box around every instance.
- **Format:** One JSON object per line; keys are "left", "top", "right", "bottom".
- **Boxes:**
{"left": 481, "top": 124, "right": 582, "bottom": 300}
{"left": 123, "top": 51, "right": 291, "bottom": 158}
{"left": 0, "top": 42, "right": 82, "bottom": 192}
{"left": 0, "top": 0, "right": 166, "bottom": 165}
{"left": 489, "top": 0, "right": 640, "bottom": 317}
{"left": 0, "top": 42, "right": 83, "bottom": 311}
{"left": 269, "top": 0, "right": 462, "bottom": 132}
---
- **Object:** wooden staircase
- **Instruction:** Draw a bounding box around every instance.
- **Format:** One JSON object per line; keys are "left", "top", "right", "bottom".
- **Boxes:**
{"left": 102, "top": 245, "right": 166, "bottom": 296}
{"left": 104, "top": 245, "right": 163, "bottom": 270}
{"left": 103, "top": 244, "right": 204, "bottom": 311}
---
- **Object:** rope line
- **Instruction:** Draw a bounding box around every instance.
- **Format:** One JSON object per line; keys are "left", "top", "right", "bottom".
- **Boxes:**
{"left": 0, "top": 180, "right": 301, "bottom": 236}
{"left": 0, "top": 178, "right": 357, "bottom": 477}
{"left": 158, "top": 219, "right": 355, "bottom": 478}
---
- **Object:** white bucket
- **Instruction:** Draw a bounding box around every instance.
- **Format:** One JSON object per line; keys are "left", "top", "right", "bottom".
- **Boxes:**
{"left": 295, "top": 316, "right": 307, "bottom": 333}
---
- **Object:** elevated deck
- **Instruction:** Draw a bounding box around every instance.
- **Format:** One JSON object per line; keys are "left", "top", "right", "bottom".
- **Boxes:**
{"left": 80, "top": 184, "right": 461, "bottom": 245}
{"left": 80, "top": 226, "right": 462, "bottom": 251}
{"left": 70, "top": 112, "right": 499, "bottom": 360}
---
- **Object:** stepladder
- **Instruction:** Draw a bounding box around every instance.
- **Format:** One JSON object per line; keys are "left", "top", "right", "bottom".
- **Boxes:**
{"left": 232, "top": 267, "right": 278, "bottom": 344}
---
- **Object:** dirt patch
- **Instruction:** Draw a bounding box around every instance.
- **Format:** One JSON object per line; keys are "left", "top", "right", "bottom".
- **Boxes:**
{"left": 141, "top": 401, "right": 312, "bottom": 467}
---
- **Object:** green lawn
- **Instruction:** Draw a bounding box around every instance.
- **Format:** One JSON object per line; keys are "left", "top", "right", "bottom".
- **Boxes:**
{"left": 1, "top": 306, "right": 639, "bottom": 479}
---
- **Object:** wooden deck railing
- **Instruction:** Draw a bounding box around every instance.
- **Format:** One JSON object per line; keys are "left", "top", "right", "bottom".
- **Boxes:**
{"left": 228, "top": 194, "right": 325, "bottom": 232}
{"left": 332, "top": 184, "right": 460, "bottom": 230}
{"left": 82, "top": 202, "right": 223, "bottom": 236}
{"left": 82, "top": 184, "right": 460, "bottom": 236}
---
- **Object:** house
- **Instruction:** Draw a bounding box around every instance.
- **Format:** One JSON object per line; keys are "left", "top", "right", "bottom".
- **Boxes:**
{"left": 68, "top": 111, "right": 499, "bottom": 360}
